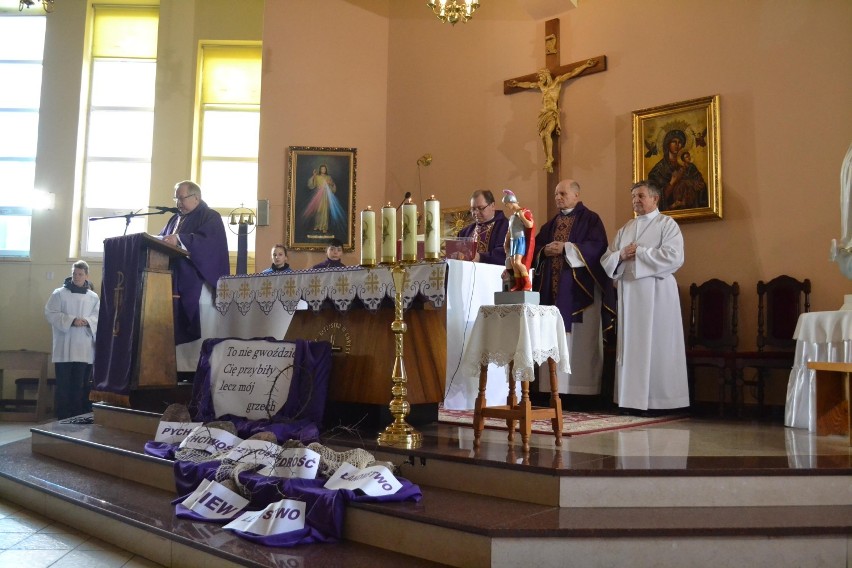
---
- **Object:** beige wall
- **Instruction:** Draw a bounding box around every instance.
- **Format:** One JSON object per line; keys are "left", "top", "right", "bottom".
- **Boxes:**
{"left": 3, "top": 0, "right": 851, "bottom": 404}
{"left": 258, "top": 0, "right": 851, "bottom": 340}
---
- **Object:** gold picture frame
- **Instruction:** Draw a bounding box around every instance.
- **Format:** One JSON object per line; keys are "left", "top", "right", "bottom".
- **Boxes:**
{"left": 287, "top": 146, "right": 356, "bottom": 251}
{"left": 632, "top": 95, "right": 722, "bottom": 222}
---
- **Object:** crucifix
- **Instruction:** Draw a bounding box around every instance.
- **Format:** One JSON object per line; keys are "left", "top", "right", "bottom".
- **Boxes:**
{"left": 504, "top": 18, "right": 606, "bottom": 213}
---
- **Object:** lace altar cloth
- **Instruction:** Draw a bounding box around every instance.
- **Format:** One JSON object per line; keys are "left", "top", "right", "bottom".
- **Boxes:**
{"left": 215, "top": 262, "right": 447, "bottom": 316}
{"left": 461, "top": 304, "right": 570, "bottom": 382}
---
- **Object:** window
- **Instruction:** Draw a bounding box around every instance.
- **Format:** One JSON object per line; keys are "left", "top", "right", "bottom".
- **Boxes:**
{"left": 0, "top": 15, "right": 45, "bottom": 258}
{"left": 80, "top": 6, "right": 158, "bottom": 255}
{"left": 196, "top": 44, "right": 262, "bottom": 258}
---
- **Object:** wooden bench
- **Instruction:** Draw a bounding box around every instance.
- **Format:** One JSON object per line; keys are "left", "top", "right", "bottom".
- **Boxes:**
{"left": 808, "top": 362, "right": 851, "bottom": 445}
{"left": 16, "top": 377, "right": 56, "bottom": 400}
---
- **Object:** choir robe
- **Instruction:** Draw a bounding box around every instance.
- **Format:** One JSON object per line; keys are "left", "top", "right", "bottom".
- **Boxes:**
{"left": 457, "top": 211, "right": 508, "bottom": 265}
{"left": 601, "top": 208, "right": 690, "bottom": 410}
{"left": 533, "top": 202, "right": 615, "bottom": 395}
{"left": 159, "top": 200, "right": 230, "bottom": 346}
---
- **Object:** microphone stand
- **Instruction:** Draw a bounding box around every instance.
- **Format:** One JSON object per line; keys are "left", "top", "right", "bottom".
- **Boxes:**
{"left": 88, "top": 209, "right": 174, "bottom": 236}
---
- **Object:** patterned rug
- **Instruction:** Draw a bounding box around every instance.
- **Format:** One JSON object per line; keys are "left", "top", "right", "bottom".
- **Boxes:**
{"left": 438, "top": 406, "right": 688, "bottom": 436}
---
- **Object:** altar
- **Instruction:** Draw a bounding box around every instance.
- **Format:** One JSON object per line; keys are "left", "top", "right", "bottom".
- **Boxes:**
{"left": 207, "top": 260, "right": 510, "bottom": 421}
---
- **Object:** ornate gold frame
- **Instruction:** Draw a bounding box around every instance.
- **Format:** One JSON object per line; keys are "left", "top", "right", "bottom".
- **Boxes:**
{"left": 286, "top": 146, "right": 357, "bottom": 251}
{"left": 632, "top": 95, "right": 722, "bottom": 222}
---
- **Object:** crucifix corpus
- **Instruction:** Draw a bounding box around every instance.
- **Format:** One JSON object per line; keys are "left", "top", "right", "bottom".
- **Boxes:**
{"left": 504, "top": 19, "right": 606, "bottom": 177}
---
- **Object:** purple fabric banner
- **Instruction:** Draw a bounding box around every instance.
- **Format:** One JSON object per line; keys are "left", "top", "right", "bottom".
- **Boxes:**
{"left": 91, "top": 233, "right": 148, "bottom": 401}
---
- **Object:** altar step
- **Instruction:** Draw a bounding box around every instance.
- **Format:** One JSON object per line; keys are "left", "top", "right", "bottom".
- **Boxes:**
{"left": 0, "top": 404, "right": 849, "bottom": 568}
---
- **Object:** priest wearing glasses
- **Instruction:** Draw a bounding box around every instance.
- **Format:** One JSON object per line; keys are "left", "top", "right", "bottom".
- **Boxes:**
{"left": 455, "top": 189, "right": 508, "bottom": 265}
{"left": 159, "top": 180, "right": 230, "bottom": 374}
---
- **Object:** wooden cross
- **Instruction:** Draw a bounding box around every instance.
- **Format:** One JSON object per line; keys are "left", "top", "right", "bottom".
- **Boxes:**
{"left": 504, "top": 18, "right": 606, "bottom": 217}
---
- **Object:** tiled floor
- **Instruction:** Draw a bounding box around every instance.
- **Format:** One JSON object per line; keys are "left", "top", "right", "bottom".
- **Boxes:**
{"left": 0, "top": 420, "right": 163, "bottom": 568}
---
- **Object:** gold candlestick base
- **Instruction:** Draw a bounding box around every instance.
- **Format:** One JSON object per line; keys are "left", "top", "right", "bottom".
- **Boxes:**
{"left": 377, "top": 263, "right": 422, "bottom": 449}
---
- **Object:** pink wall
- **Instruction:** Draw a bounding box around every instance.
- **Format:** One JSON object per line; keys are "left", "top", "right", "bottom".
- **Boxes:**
{"left": 258, "top": 0, "right": 389, "bottom": 268}
{"left": 260, "top": 0, "right": 852, "bottom": 357}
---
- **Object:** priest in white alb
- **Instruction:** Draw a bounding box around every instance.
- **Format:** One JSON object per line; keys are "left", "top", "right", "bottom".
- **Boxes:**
{"left": 601, "top": 181, "right": 690, "bottom": 412}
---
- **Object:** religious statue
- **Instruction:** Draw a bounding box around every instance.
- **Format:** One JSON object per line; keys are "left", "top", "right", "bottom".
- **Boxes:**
{"left": 507, "top": 58, "right": 596, "bottom": 173}
{"left": 501, "top": 189, "right": 535, "bottom": 291}
{"left": 830, "top": 142, "right": 852, "bottom": 279}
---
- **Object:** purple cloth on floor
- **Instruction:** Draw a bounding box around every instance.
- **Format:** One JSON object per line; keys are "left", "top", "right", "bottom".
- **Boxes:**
{"left": 173, "top": 460, "right": 422, "bottom": 547}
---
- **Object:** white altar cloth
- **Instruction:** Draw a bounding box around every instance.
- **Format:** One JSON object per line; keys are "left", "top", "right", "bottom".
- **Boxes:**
{"left": 784, "top": 310, "right": 852, "bottom": 430}
{"left": 207, "top": 263, "right": 447, "bottom": 340}
{"left": 461, "top": 304, "right": 570, "bottom": 384}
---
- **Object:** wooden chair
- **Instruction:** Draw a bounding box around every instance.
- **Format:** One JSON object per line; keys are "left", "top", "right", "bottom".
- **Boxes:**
{"left": 686, "top": 279, "right": 739, "bottom": 416}
{"left": 735, "top": 276, "right": 811, "bottom": 417}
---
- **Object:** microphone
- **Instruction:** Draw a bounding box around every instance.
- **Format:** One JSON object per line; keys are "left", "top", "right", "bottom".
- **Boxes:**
{"left": 397, "top": 192, "right": 412, "bottom": 210}
{"left": 151, "top": 206, "right": 180, "bottom": 214}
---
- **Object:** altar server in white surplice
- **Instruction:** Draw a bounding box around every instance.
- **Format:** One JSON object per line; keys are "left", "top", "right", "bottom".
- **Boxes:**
{"left": 601, "top": 181, "right": 690, "bottom": 412}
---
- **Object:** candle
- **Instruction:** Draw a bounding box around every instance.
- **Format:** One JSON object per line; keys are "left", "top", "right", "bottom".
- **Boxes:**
{"left": 360, "top": 206, "right": 376, "bottom": 266}
{"left": 424, "top": 196, "right": 440, "bottom": 260}
{"left": 401, "top": 199, "right": 417, "bottom": 262}
{"left": 381, "top": 202, "right": 396, "bottom": 264}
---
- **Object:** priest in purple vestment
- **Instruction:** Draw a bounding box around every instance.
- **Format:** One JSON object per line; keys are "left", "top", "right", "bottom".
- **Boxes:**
{"left": 159, "top": 181, "right": 230, "bottom": 345}
{"left": 533, "top": 179, "right": 616, "bottom": 395}
{"left": 456, "top": 190, "right": 508, "bottom": 265}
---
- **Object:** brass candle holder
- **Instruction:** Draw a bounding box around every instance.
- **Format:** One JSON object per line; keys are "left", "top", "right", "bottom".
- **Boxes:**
{"left": 377, "top": 263, "right": 422, "bottom": 449}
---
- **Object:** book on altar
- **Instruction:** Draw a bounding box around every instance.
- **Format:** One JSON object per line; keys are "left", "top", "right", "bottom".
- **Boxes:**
{"left": 444, "top": 236, "right": 476, "bottom": 261}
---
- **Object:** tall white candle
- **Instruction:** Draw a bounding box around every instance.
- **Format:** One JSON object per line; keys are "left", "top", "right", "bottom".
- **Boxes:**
{"left": 402, "top": 199, "right": 417, "bottom": 261}
{"left": 381, "top": 203, "right": 396, "bottom": 264}
{"left": 360, "top": 206, "right": 376, "bottom": 266}
{"left": 424, "top": 196, "right": 440, "bottom": 260}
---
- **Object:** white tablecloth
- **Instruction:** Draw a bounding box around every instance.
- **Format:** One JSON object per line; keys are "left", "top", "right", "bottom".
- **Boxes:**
{"left": 460, "top": 304, "right": 570, "bottom": 383}
{"left": 784, "top": 310, "right": 852, "bottom": 430}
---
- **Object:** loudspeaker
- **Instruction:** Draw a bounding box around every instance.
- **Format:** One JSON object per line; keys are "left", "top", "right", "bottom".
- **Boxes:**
{"left": 257, "top": 199, "right": 269, "bottom": 226}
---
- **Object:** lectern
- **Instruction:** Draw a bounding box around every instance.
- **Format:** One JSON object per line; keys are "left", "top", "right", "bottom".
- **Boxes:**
{"left": 90, "top": 233, "right": 188, "bottom": 406}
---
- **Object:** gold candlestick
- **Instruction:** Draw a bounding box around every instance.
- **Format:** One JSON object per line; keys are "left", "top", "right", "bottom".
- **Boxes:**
{"left": 377, "top": 263, "right": 422, "bottom": 448}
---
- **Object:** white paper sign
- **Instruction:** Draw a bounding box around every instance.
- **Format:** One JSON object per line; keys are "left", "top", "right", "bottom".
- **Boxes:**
{"left": 224, "top": 499, "right": 306, "bottom": 536}
{"left": 225, "top": 439, "right": 282, "bottom": 468}
{"left": 181, "top": 479, "right": 249, "bottom": 521}
{"left": 323, "top": 462, "right": 402, "bottom": 496}
{"left": 178, "top": 426, "right": 242, "bottom": 455}
{"left": 154, "top": 421, "right": 203, "bottom": 444}
{"left": 257, "top": 447, "right": 321, "bottom": 480}
{"left": 208, "top": 339, "right": 296, "bottom": 420}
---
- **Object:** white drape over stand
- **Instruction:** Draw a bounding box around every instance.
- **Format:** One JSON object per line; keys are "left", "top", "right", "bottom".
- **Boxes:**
{"left": 460, "top": 304, "right": 570, "bottom": 385}
{"left": 784, "top": 310, "right": 852, "bottom": 431}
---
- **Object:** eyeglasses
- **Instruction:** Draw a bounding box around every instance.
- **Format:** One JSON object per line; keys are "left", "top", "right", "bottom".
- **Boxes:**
{"left": 173, "top": 193, "right": 198, "bottom": 202}
{"left": 469, "top": 204, "right": 492, "bottom": 213}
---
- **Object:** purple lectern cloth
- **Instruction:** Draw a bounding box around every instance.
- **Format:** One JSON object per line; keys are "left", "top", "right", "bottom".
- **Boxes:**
{"left": 92, "top": 233, "right": 148, "bottom": 399}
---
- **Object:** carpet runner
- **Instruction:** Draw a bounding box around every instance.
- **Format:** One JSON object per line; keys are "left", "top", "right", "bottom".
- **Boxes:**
{"left": 438, "top": 406, "right": 687, "bottom": 436}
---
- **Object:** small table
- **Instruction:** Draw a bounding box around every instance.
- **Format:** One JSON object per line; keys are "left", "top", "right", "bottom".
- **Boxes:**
{"left": 808, "top": 362, "right": 852, "bottom": 445}
{"left": 461, "top": 304, "right": 570, "bottom": 452}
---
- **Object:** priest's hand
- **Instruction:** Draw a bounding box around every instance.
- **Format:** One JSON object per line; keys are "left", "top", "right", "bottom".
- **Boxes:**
{"left": 543, "top": 241, "right": 564, "bottom": 257}
{"left": 620, "top": 242, "right": 638, "bottom": 261}
{"left": 163, "top": 234, "right": 179, "bottom": 247}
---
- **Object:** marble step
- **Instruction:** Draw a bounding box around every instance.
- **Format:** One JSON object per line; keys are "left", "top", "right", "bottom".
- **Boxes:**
{"left": 5, "top": 435, "right": 852, "bottom": 568}
{"left": 0, "top": 439, "right": 449, "bottom": 568}
{"left": 37, "top": 408, "right": 852, "bottom": 510}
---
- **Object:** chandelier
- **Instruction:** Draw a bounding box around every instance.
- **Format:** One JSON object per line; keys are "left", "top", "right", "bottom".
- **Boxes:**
{"left": 19, "top": 0, "right": 54, "bottom": 12}
{"left": 426, "top": 0, "right": 479, "bottom": 26}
